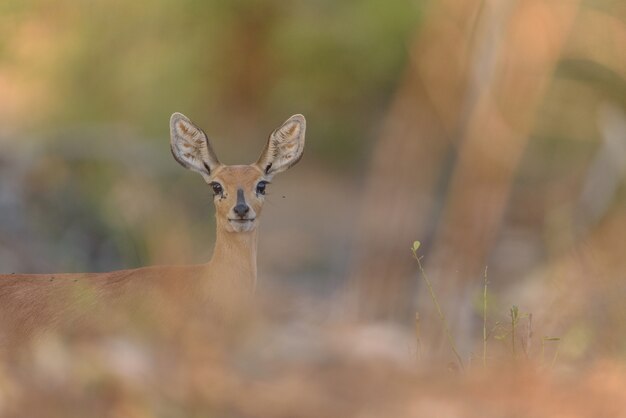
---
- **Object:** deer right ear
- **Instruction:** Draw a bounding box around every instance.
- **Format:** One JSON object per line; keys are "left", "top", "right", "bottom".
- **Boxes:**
{"left": 255, "top": 114, "right": 306, "bottom": 179}
{"left": 170, "top": 112, "right": 221, "bottom": 179}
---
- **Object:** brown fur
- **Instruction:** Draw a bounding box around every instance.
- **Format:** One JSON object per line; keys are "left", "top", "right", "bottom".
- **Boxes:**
{"left": 0, "top": 265, "right": 203, "bottom": 347}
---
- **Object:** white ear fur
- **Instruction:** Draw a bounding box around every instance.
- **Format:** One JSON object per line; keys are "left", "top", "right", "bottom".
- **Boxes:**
{"left": 170, "top": 113, "right": 221, "bottom": 179}
{"left": 256, "top": 114, "right": 306, "bottom": 178}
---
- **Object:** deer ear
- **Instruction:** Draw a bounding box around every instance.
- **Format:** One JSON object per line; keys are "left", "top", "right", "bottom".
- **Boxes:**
{"left": 170, "top": 113, "right": 221, "bottom": 179}
{"left": 255, "top": 114, "right": 306, "bottom": 178}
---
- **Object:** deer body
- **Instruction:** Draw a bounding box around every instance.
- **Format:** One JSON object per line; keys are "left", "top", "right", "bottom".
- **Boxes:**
{"left": 0, "top": 113, "right": 306, "bottom": 344}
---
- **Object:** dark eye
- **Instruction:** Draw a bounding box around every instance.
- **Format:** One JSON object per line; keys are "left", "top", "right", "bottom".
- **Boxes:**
{"left": 210, "top": 182, "right": 223, "bottom": 195}
{"left": 256, "top": 181, "right": 268, "bottom": 195}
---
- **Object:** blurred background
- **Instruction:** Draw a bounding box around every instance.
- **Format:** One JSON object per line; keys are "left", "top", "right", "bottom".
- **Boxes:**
{"left": 1, "top": 0, "right": 625, "bottom": 368}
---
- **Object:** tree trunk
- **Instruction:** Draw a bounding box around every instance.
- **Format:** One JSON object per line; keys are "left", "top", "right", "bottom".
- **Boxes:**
{"left": 345, "top": 0, "right": 581, "bottom": 350}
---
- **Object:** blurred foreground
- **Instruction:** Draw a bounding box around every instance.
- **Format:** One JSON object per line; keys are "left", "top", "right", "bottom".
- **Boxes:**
{"left": 2, "top": 288, "right": 626, "bottom": 417}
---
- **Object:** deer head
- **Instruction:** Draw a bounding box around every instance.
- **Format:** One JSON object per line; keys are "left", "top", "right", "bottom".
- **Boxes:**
{"left": 169, "top": 113, "right": 306, "bottom": 233}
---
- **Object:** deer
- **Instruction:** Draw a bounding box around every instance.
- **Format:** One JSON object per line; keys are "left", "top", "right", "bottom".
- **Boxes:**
{"left": 0, "top": 112, "right": 306, "bottom": 345}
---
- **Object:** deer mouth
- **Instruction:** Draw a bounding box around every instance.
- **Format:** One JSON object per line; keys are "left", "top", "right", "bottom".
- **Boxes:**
{"left": 228, "top": 218, "right": 256, "bottom": 223}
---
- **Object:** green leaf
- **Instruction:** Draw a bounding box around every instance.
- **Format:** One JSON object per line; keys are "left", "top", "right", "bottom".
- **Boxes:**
{"left": 411, "top": 241, "right": 421, "bottom": 252}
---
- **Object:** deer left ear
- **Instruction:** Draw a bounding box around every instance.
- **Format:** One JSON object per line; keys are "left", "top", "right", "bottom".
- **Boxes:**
{"left": 170, "top": 112, "right": 221, "bottom": 180}
{"left": 255, "top": 114, "right": 306, "bottom": 178}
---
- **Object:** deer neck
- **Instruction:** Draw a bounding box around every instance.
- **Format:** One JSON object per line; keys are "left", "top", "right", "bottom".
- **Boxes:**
{"left": 208, "top": 225, "right": 258, "bottom": 291}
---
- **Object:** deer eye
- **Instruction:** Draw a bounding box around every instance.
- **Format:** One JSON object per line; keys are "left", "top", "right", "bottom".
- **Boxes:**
{"left": 256, "top": 181, "right": 268, "bottom": 196}
{"left": 210, "top": 182, "right": 223, "bottom": 195}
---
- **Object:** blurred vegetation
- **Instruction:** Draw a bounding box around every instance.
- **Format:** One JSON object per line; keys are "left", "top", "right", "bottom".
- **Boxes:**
{"left": 0, "top": 0, "right": 421, "bottom": 273}
{"left": 0, "top": 0, "right": 421, "bottom": 166}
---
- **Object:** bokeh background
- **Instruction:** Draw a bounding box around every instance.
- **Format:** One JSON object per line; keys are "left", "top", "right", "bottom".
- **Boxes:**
{"left": 1, "top": 0, "right": 626, "bottom": 414}
{"left": 0, "top": 0, "right": 417, "bottom": 275}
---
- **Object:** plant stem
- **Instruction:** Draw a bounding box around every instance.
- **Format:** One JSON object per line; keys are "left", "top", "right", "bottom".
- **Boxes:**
{"left": 415, "top": 312, "right": 422, "bottom": 362}
{"left": 511, "top": 310, "right": 516, "bottom": 360}
{"left": 412, "top": 251, "right": 465, "bottom": 372}
{"left": 524, "top": 313, "right": 533, "bottom": 359}
{"left": 550, "top": 343, "right": 560, "bottom": 369}
{"left": 483, "top": 266, "right": 488, "bottom": 368}
{"left": 510, "top": 305, "right": 519, "bottom": 360}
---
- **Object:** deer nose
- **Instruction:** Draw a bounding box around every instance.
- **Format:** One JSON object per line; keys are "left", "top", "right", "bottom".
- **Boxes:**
{"left": 234, "top": 188, "right": 250, "bottom": 218}
{"left": 234, "top": 203, "right": 250, "bottom": 217}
